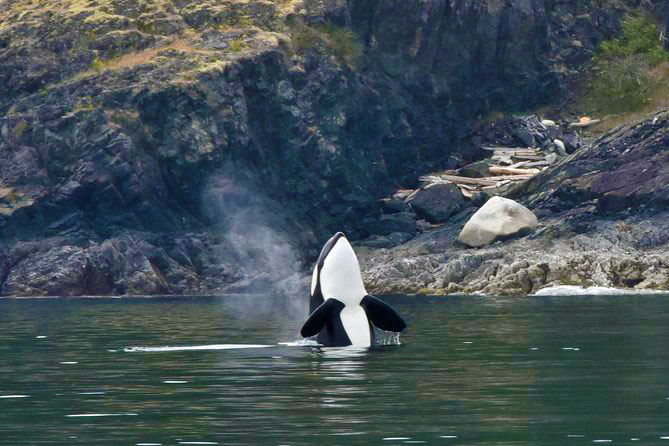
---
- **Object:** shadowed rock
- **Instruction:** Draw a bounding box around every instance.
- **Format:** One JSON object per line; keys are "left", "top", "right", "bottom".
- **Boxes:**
{"left": 410, "top": 184, "right": 466, "bottom": 224}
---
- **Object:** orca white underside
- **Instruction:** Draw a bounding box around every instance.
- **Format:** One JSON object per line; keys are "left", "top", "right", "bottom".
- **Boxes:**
{"left": 339, "top": 306, "right": 371, "bottom": 347}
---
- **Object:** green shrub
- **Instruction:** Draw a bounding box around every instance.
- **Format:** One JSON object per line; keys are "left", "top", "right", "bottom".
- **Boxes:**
{"left": 596, "top": 16, "right": 668, "bottom": 66}
{"left": 586, "top": 15, "right": 669, "bottom": 114}
{"left": 288, "top": 19, "right": 362, "bottom": 66}
{"left": 288, "top": 22, "right": 320, "bottom": 54}
{"left": 320, "top": 23, "right": 362, "bottom": 66}
{"left": 589, "top": 54, "right": 661, "bottom": 113}
{"left": 229, "top": 39, "right": 245, "bottom": 52}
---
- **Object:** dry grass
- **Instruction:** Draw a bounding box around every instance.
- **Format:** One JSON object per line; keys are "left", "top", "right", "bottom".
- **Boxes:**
{"left": 94, "top": 39, "right": 199, "bottom": 71}
{"left": 58, "top": 37, "right": 209, "bottom": 86}
{"left": 271, "top": 0, "right": 302, "bottom": 15}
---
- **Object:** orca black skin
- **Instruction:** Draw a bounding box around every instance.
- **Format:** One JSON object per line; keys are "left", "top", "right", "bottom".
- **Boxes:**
{"left": 301, "top": 295, "right": 406, "bottom": 346}
{"left": 303, "top": 232, "right": 407, "bottom": 347}
{"left": 301, "top": 298, "right": 352, "bottom": 346}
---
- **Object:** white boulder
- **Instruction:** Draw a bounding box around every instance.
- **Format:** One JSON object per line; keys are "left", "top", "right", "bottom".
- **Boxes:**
{"left": 553, "top": 138, "right": 567, "bottom": 156}
{"left": 458, "top": 196, "right": 538, "bottom": 247}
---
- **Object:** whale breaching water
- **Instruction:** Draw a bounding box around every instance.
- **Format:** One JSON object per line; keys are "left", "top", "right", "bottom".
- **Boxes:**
{"left": 301, "top": 232, "right": 407, "bottom": 347}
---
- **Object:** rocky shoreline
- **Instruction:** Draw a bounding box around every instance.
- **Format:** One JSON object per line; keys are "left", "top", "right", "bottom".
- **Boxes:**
{"left": 0, "top": 0, "right": 667, "bottom": 297}
{"left": 358, "top": 109, "right": 669, "bottom": 296}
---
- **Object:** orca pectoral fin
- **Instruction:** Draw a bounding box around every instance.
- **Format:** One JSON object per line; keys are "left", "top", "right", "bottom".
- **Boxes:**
{"left": 300, "top": 298, "right": 345, "bottom": 338}
{"left": 361, "top": 295, "right": 407, "bottom": 332}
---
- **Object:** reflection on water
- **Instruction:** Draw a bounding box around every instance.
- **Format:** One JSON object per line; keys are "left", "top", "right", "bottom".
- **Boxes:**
{"left": 1, "top": 294, "right": 669, "bottom": 445}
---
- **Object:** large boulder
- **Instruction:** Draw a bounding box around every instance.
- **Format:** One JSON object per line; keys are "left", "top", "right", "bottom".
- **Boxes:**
{"left": 410, "top": 183, "right": 466, "bottom": 223}
{"left": 458, "top": 196, "right": 538, "bottom": 247}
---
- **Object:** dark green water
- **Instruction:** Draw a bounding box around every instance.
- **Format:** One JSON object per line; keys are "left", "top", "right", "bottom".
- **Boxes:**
{"left": 1, "top": 294, "right": 669, "bottom": 446}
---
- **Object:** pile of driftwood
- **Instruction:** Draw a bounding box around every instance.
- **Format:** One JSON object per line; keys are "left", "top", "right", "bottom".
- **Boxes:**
{"left": 419, "top": 147, "right": 550, "bottom": 198}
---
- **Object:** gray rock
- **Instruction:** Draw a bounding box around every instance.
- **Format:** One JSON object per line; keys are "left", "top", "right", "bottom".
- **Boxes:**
{"left": 416, "top": 219, "right": 434, "bottom": 232}
{"left": 380, "top": 198, "right": 410, "bottom": 214}
{"left": 546, "top": 153, "right": 559, "bottom": 165}
{"left": 458, "top": 197, "right": 538, "bottom": 247}
{"left": 375, "top": 213, "right": 417, "bottom": 236}
{"left": 409, "top": 183, "right": 466, "bottom": 224}
{"left": 513, "top": 126, "right": 536, "bottom": 148}
{"left": 562, "top": 133, "right": 581, "bottom": 153}
{"left": 356, "top": 232, "right": 414, "bottom": 249}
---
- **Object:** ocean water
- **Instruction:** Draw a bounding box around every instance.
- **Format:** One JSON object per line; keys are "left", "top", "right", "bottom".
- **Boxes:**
{"left": 1, "top": 294, "right": 669, "bottom": 445}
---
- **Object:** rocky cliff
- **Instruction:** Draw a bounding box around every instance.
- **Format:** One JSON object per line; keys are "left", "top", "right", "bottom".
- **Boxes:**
{"left": 359, "top": 109, "right": 669, "bottom": 295}
{"left": 0, "top": 0, "right": 652, "bottom": 296}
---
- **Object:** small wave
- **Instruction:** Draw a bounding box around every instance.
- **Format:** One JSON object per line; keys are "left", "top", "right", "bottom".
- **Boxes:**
{"left": 178, "top": 442, "right": 219, "bottom": 445}
{"left": 66, "top": 413, "right": 137, "bottom": 417}
{"left": 534, "top": 285, "right": 668, "bottom": 296}
{"left": 124, "top": 344, "right": 273, "bottom": 352}
{"left": 277, "top": 338, "right": 320, "bottom": 347}
{"left": 374, "top": 329, "right": 401, "bottom": 346}
{"left": 124, "top": 336, "right": 401, "bottom": 353}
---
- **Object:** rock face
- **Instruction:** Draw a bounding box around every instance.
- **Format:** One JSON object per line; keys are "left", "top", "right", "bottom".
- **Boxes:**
{"left": 457, "top": 197, "right": 538, "bottom": 247}
{"left": 514, "top": 110, "right": 669, "bottom": 215}
{"left": 359, "top": 110, "right": 669, "bottom": 296}
{"left": 0, "top": 0, "right": 639, "bottom": 295}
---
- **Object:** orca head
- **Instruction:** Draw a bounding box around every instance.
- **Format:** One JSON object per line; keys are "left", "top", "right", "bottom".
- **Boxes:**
{"left": 316, "top": 232, "right": 367, "bottom": 306}
{"left": 310, "top": 232, "right": 344, "bottom": 299}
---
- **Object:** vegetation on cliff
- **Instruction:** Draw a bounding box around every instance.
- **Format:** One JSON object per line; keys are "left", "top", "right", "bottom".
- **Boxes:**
{"left": 582, "top": 13, "right": 669, "bottom": 129}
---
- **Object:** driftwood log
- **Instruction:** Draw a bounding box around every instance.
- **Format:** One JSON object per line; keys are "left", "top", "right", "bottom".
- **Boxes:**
{"left": 492, "top": 154, "right": 545, "bottom": 161}
{"left": 489, "top": 166, "right": 541, "bottom": 176}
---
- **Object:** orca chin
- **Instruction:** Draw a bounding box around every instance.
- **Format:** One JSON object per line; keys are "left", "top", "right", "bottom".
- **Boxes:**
{"left": 301, "top": 232, "right": 407, "bottom": 347}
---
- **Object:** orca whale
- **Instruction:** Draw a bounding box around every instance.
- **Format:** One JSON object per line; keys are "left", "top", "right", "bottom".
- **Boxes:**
{"left": 301, "top": 232, "right": 407, "bottom": 347}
